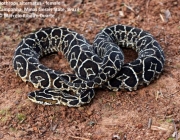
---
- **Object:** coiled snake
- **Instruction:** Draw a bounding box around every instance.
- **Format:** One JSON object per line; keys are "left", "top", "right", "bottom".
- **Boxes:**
{"left": 13, "top": 25, "right": 165, "bottom": 107}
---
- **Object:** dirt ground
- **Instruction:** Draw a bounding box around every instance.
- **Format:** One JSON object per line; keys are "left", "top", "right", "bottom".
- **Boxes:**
{"left": 0, "top": 0, "right": 180, "bottom": 139}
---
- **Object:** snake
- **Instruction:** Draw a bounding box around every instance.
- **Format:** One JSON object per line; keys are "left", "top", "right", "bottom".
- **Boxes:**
{"left": 13, "top": 25, "right": 165, "bottom": 107}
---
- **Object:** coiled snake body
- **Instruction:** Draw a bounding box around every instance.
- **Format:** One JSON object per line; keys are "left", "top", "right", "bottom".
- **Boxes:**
{"left": 13, "top": 25, "right": 165, "bottom": 107}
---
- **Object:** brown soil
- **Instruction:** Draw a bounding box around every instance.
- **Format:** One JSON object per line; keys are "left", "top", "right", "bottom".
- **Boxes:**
{"left": 0, "top": 0, "right": 180, "bottom": 139}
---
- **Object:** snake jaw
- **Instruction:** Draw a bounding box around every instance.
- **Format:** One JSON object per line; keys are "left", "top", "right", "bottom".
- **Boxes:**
{"left": 28, "top": 91, "right": 58, "bottom": 105}
{"left": 28, "top": 92, "right": 37, "bottom": 103}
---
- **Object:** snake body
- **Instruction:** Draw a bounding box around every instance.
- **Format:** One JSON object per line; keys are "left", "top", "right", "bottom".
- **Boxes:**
{"left": 13, "top": 25, "right": 165, "bottom": 107}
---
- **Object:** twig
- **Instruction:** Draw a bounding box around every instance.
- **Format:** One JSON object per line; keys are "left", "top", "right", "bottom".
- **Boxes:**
{"left": 125, "top": 94, "right": 134, "bottom": 105}
{"left": 159, "top": 14, "right": 165, "bottom": 22}
{"left": 148, "top": 118, "right": 152, "bottom": 129}
{"left": 68, "top": 135, "right": 90, "bottom": 140}
{"left": 172, "top": 90, "right": 180, "bottom": 95}
{"left": 146, "top": 0, "right": 151, "bottom": 9}
{"left": 155, "top": 89, "right": 163, "bottom": 100}
{"left": 172, "top": 119, "right": 178, "bottom": 140}
{"left": 123, "top": 3, "right": 134, "bottom": 12}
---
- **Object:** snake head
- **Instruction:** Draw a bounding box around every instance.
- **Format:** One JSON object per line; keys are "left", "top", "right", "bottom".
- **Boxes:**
{"left": 28, "top": 89, "right": 58, "bottom": 105}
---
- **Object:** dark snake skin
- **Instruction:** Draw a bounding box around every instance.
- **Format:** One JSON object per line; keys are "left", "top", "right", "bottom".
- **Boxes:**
{"left": 13, "top": 25, "right": 165, "bottom": 107}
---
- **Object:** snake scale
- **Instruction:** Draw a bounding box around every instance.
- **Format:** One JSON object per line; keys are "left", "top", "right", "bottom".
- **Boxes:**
{"left": 13, "top": 25, "right": 165, "bottom": 107}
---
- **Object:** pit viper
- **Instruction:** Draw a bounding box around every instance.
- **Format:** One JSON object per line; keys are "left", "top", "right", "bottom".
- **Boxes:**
{"left": 13, "top": 25, "right": 165, "bottom": 107}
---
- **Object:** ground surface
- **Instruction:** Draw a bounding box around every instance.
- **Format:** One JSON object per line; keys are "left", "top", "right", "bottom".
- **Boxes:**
{"left": 0, "top": 0, "right": 180, "bottom": 139}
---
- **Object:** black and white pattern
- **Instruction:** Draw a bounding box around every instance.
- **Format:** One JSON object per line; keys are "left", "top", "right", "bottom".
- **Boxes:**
{"left": 13, "top": 25, "right": 165, "bottom": 107}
